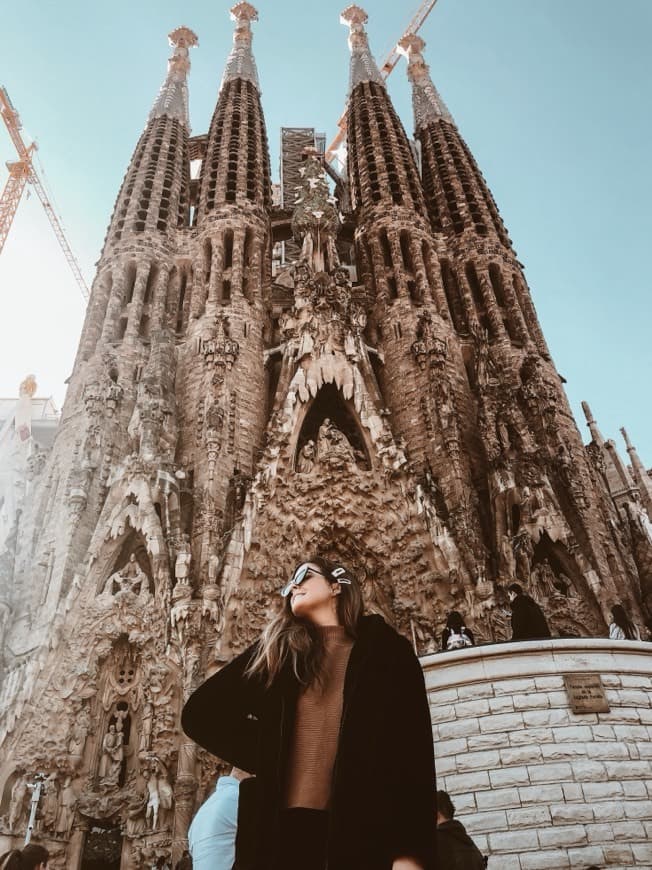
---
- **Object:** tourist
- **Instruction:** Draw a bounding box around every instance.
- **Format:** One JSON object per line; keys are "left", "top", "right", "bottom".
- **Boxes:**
{"left": 507, "top": 583, "right": 551, "bottom": 640}
{"left": 608, "top": 604, "right": 641, "bottom": 640}
{"left": 441, "top": 611, "right": 475, "bottom": 651}
{"left": 187, "top": 767, "right": 249, "bottom": 869}
{"left": 182, "top": 556, "right": 435, "bottom": 870}
{"left": 435, "top": 790, "right": 485, "bottom": 870}
{"left": 0, "top": 844, "right": 49, "bottom": 870}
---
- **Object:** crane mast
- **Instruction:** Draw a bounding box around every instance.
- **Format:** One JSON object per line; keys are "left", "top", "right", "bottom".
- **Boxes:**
{"left": 0, "top": 85, "right": 89, "bottom": 301}
{"left": 325, "top": 0, "right": 440, "bottom": 169}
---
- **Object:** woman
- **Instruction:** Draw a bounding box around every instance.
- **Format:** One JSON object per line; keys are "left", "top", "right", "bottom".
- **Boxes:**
{"left": 441, "top": 611, "right": 475, "bottom": 651}
{"left": 609, "top": 604, "right": 641, "bottom": 640}
{"left": 182, "top": 557, "right": 435, "bottom": 870}
{"left": 0, "top": 844, "right": 49, "bottom": 870}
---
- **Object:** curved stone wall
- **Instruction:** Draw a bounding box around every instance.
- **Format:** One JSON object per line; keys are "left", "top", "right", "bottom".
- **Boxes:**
{"left": 422, "top": 639, "right": 652, "bottom": 870}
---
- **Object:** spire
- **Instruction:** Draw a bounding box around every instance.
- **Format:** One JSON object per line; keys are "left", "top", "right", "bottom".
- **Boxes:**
{"left": 581, "top": 400, "right": 606, "bottom": 445}
{"left": 340, "top": 5, "right": 385, "bottom": 92}
{"left": 621, "top": 427, "right": 652, "bottom": 514}
{"left": 398, "top": 34, "right": 453, "bottom": 129}
{"left": 148, "top": 26, "right": 198, "bottom": 131}
{"left": 221, "top": 2, "right": 261, "bottom": 92}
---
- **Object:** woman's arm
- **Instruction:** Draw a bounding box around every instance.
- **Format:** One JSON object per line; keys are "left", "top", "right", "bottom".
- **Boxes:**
{"left": 181, "top": 643, "right": 264, "bottom": 772}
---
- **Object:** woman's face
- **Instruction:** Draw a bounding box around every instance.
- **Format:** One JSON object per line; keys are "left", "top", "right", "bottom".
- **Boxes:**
{"left": 289, "top": 563, "right": 340, "bottom": 624}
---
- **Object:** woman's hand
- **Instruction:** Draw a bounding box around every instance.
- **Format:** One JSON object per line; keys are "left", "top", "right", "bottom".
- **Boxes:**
{"left": 392, "top": 858, "right": 424, "bottom": 870}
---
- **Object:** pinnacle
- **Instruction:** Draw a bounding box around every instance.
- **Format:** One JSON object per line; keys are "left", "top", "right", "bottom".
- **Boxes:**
{"left": 148, "top": 26, "right": 198, "bottom": 131}
{"left": 340, "top": 4, "right": 384, "bottom": 92}
{"left": 398, "top": 33, "right": 453, "bottom": 129}
{"left": 221, "top": 1, "right": 261, "bottom": 91}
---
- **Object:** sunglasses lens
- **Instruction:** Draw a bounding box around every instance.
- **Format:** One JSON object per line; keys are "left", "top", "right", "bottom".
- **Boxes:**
{"left": 281, "top": 563, "right": 310, "bottom": 597}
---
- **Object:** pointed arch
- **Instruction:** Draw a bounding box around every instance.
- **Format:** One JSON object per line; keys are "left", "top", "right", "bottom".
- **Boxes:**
{"left": 293, "top": 383, "right": 371, "bottom": 471}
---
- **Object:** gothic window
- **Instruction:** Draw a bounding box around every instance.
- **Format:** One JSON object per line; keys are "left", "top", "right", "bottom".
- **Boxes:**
{"left": 242, "top": 228, "right": 252, "bottom": 300}
{"left": 465, "top": 263, "right": 493, "bottom": 336}
{"left": 489, "top": 263, "right": 517, "bottom": 341}
{"left": 143, "top": 264, "right": 158, "bottom": 305}
{"left": 125, "top": 263, "right": 137, "bottom": 305}
{"left": 203, "top": 238, "right": 212, "bottom": 287}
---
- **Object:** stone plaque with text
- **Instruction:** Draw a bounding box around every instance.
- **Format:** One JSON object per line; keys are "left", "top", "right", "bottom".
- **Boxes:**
{"left": 563, "top": 673, "right": 610, "bottom": 713}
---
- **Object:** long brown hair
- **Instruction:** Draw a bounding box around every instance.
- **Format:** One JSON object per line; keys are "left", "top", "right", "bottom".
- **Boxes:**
{"left": 0, "top": 844, "right": 49, "bottom": 870}
{"left": 246, "top": 556, "right": 364, "bottom": 688}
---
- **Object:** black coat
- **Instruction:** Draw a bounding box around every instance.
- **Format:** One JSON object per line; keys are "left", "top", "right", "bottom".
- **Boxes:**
{"left": 510, "top": 593, "right": 551, "bottom": 640}
{"left": 182, "top": 614, "right": 436, "bottom": 870}
{"left": 436, "top": 820, "right": 485, "bottom": 870}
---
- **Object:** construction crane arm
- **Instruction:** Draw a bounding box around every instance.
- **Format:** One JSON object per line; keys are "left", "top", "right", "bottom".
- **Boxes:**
{"left": 28, "top": 169, "right": 89, "bottom": 300}
{"left": 325, "top": 0, "right": 440, "bottom": 167}
{"left": 0, "top": 85, "right": 89, "bottom": 302}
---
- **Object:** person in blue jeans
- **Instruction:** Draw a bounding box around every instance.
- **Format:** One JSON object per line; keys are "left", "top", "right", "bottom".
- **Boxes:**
{"left": 188, "top": 767, "right": 250, "bottom": 869}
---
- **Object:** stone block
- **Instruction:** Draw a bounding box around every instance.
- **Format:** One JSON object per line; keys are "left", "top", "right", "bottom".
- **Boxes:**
{"left": 506, "top": 805, "right": 551, "bottom": 828}
{"left": 632, "top": 843, "right": 652, "bottom": 863}
{"left": 454, "top": 698, "right": 491, "bottom": 718}
{"left": 604, "top": 759, "right": 652, "bottom": 780}
{"left": 490, "top": 766, "right": 531, "bottom": 788}
{"left": 468, "top": 732, "right": 510, "bottom": 751}
{"left": 522, "top": 708, "right": 570, "bottom": 728}
{"left": 585, "top": 741, "right": 629, "bottom": 760}
{"left": 527, "top": 762, "right": 573, "bottom": 784}
{"left": 550, "top": 803, "right": 594, "bottom": 824}
{"left": 509, "top": 727, "right": 554, "bottom": 746}
{"left": 435, "top": 737, "right": 468, "bottom": 758}
{"left": 494, "top": 678, "right": 537, "bottom": 696}
{"left": 614, "top": 724, "right": 649, "bottom": 742}
{"left": 585, "top": 822, "right": 614, "bottom": 842}
{"left": 488, "top": 695, "right": 515, "bottom": 714}
{"left": 438, "top": 717, "right": 480, "bottom": 740}
{"left": 592, "top": 800, "right": 625, "bottom": 821}
{"left": 602, "top": 844, "right": 634, "bottom": 864}
{"left": 430, "top": 703, "right": 456, "bottom": 723}
{"left": 490, "top": 856, "right": 521, "bottom": 870}
{"left": 561, "top": 783, "right": 583, "bottom": 801}
{"left": 449, "top": 791, "right": 476, "bottom": 813}
{"left": 488, "top": 829, "right": 539, "bottom": 852}
{"left": 566, "top": 846, "right": 605, "bottom": 867}
{"left": 622, "top": 780, "right": 648, "bottom": 798}
{"left": 519, "top": 784, "right": 564, "bottom": 805}
{"left": 616, "top": 688, "right": 652, "bottom": 707}
{"left": 570, "top": 760, "right": 607, "bottom": 782}
{"left": 611, "top": 820, "right": 646, "bottom": 840}
{"left": 428, "top": 687, "right": 459, "bottom": 704}
{"left": 541, "top": 742, "right": 588, "bottom": 762}
{"left": 500, "top": 746, "right": 543, "bottom": 766}
{"left": 457, "top": 683, "right": 494, "bottom": 701}
{"left": 582, "top": 781, "right": 624, "bottom": 801}
{"left": 619, "top": 674, "right": 651, "bottom": 688}
{"left": 520, "top": 850, "right": 570, "bottom": 870}
{"left": 479, "top": 712, "right": 524, "bottom": 734}
{"left": 456, "top": 749, "right": 501, "bottom": 772}
{"left": 546, "top": 691, "right": 569, "bottom": 708}
{"left": 538, "top": 824, "right": 587, "bottom": 848}
{"left": 463, "top": 810, "right": 508, "bottom": 834}
{"left": 551, "top": 724, "right": 594, "bottom": 742}
{"left": 534, "top": 676, "right": 564, "bottom": 691}
{"left": 433, "top": 755, "right": 457, "bottom": 775}
{"left": 512, "top": 692, "right": 550, "bottom": 711}
{"left": 622, "top": 799, "right": 652, "bottom": 820}
{"left": 445, "top": 770, "right": 491, "bottom": 793}
{"left": 475, "top": 787, "right": 521, "bottom": 810}
{"left": 591, "top": 724, "right": 615, "bottom": 740}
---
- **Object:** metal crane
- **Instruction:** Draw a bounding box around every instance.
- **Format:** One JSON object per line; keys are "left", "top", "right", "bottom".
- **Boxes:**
{"left": 0, "top": 86, "right": 89, "bottom": 301}
{"left": 325, "top": 0, "right": 440, "bottom": 170}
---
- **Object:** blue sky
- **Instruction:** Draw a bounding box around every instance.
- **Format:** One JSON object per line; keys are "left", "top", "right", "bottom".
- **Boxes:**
{"left": 0, "top": 0, "right": 650, "bottom": 464}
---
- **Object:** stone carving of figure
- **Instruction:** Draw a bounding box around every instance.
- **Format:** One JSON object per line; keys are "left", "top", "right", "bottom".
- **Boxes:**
{"left": 512, "top": 530, "right": 534, "bottom": 583}
{"left": 317, "top": 418, "right": 356, "bottom": 468}
{"left": 99, "top": 724, "right": 124, "bottom": 787}
{"left": 55, "top": 776, "right": 77, "bottom": 838}
{"left": 9, "top": 775, "right": 28, "bottom": 832}
{"left": 41, "top": 773, "right": 59, "bottom": 832}
{"left": 145, "top": 770, "right": 161, "bottom": 831}
{"left": 157, "top": 771, "right": 174, "bottom": 831}
{"left": 110, "top": 553, "right": 148, "bottom": 598}
{"left": 126, "top": 791, "right": 147, "bottom": 838}
{"left": 500, "top": 533, "right": 516, "bottom": 579}
{"left": 207, "top": 552, "right": 222, "bottom": 585}
{"left": 68, "top": 708, "right": 90, "bottom": 758}
{"left": 174, "top": 537, "right": 192, "bottom": 586}
{"left": 297, "top": 440, "right": 316, "bottom": 474}
{"left": 139, "top": 702, "right": 154, "bottom": 755}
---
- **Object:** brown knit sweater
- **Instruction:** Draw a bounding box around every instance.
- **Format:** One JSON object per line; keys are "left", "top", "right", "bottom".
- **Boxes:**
{"left": 284, "top": 625, "right": 354, "bottom": 810}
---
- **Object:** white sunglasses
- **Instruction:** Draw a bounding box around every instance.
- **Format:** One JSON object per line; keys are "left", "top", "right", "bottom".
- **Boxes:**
{"left": 281, "top": 562, "right": 352, "bottom": 598}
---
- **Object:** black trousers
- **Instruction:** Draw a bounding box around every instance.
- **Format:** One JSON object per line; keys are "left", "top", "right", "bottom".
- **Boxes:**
{"left": 272, "top": 808, "right": 329, "bottom": 870}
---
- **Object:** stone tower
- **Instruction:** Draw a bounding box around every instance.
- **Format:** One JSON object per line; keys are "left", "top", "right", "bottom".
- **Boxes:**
{"left": 0, "top": 5, "right": 650, "bottom": 869}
